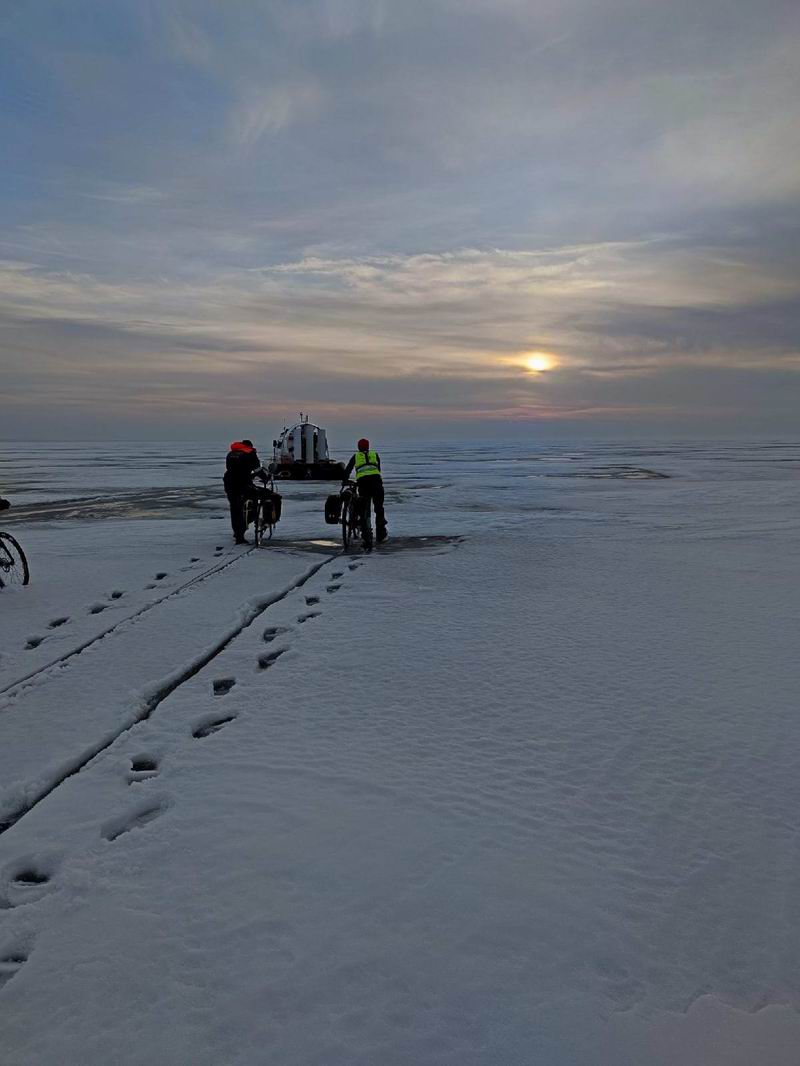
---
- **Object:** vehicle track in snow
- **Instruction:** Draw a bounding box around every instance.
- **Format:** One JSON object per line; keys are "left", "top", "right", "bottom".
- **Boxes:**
{"left": 0, "top": 548, "right": 255, "bottom": 700}
{"left": 0, "top": 552, "right": 369, "bottom": 993}
{"left": 0, "top": 539, "right": 454, "bottom": 835}
{"left": 0, "top": 553, "right": 340, "bottom": 835}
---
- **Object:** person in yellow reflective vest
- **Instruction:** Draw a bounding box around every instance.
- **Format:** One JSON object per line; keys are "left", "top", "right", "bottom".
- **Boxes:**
{"left": 342, "top": 437, "right": 388, "bottom": 543}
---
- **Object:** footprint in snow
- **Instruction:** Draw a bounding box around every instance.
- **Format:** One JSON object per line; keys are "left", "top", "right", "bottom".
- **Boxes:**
{"left": 0, "top": 951, "right": 28, "bottom": 988}
{"left": 213, "top": 678, "right": 236, "bottom": 696}
{"left": 297, "top": 612, "right": 320, "bottom": 624}
{"left": 258, "top": 649, "right": 286, "bottom": 671}
{"left": 25, "top": 636, "right": 45, "bottom": 650}
{"left": 263, "top": 626, "right": 292, "bottom": 644}
{"left": 190, "top": 557, "right": 200, "bottom": 563}
{"left": 3, "top": 864, "right": 56, "bottom": 908}
{"left": 305, "top": 595, "right": 320, "bottom": 606}
{"left": 326, "top": 584, "right": 341, "bottom": 594}
{"left": 154, "top": 572, "right": 168, "bottom": 580}
{"left": 128, "top": 755, "right": 160, "bottom": 783}
{"left": 193, "top": 715, "right": 236, "bottom": 739}
{"left": 47, "top": 617, "right": 69, "bottom": 629}
{"left": 89, "top": 604, "right": 108, "bottom": 615}
{"left": 331, "top": 571, "right": 343, "bottom": 579}
{"left": 109, "top": 590, "right": 124, "bottom": 600}
{"left": 145, "top": 584, "right": 158, "bottom": 590}
{"left": 348, "top": 563, "right": 360, "bottom": 571}
{"left": 13, "top": 869, "right": 49, "bottom": 887}
{"left": 102, "top": 799, "right": 169, "bottom": 842}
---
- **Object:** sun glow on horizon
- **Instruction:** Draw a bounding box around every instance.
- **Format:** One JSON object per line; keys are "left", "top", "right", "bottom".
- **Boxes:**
{"left": 523, "top": 351, "right": 557, "bottom": 373}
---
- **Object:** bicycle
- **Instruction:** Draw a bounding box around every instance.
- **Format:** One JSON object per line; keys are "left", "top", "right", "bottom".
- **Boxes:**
{"left": 0, "top": 501, "right": 29, "bottom": 588}
{"left": 242, "top": 479, "right": 282, "bottom": 547}
{"left": 340, "top": 481, "right": 373, "bottom": 552}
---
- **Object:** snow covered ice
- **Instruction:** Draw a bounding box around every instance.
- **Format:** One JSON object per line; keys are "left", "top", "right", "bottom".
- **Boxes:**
{"left": 1, "top": 440, "right": 800, "bottom": 1065}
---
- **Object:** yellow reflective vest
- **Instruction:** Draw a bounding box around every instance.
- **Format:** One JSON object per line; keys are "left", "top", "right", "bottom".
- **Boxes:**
{"left": 354, "top": 450, "right": 381, "bottom": 479}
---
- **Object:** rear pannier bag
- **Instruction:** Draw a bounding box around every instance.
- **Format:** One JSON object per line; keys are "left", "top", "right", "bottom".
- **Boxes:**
{"left": 325, "top": 493, "right": 342, "bottom": 524}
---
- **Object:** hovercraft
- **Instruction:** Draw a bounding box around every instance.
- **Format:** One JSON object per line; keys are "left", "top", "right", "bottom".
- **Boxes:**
{"left": 268, "top": 415, "right": 346, "bottom": 481}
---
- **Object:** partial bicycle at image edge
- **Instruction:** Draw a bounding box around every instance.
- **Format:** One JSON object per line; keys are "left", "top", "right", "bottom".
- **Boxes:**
{"left": 0, "top": 497, "right": 29, "bottom": 588}
{"left": 0, "top": 530, "right": 29, "bottom": 588}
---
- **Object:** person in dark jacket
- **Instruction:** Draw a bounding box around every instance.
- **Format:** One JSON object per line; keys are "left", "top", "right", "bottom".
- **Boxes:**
{"left": 224, "top": 439, "right": 265, "bottom": 544}
{"left": 342, "top": 437, "right": 387, "bottom": 543}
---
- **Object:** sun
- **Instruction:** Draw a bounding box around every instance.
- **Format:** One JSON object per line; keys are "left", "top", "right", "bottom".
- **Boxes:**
{"left": 524, "top": 352, "right": 557, "bottom": 373}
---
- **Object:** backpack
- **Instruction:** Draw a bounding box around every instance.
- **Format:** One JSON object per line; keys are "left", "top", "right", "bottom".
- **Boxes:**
{"left": 325, "top": 494, "right": 342, "bottom": 524}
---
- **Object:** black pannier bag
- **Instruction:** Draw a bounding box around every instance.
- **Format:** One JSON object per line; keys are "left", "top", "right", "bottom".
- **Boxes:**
{"left": 325, "top": 493, "right": 342, "bottom": 524}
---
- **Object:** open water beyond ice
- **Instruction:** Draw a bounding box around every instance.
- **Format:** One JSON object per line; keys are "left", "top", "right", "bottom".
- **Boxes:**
{"left": 1, "top": 438, "right": 799, "bottom": 1065}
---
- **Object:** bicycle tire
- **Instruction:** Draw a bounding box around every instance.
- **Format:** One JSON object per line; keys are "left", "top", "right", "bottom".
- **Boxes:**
{"left": 242, "top": 498, "right": 254, "bottom": 543}
{"left": 0, "top": 532, "right": 30, "bottom": 587}
{"left": 341, "top": 501, "right": 352, "bottom": 549}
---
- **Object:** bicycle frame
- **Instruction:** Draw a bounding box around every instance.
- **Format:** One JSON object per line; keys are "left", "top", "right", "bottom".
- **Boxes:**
{"left": 244, "top": 473, "right": 279, "bottom": 547}
{"left": 340, "top": 481, "right": 372, "bottom": 552}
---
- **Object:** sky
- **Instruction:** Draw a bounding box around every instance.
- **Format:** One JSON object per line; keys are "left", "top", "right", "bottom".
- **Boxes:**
{"left": 1, "top": 0, "right": 799, "bottom": 442}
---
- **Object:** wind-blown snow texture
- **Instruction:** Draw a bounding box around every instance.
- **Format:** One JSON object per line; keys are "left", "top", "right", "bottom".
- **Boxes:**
{"left": 1, "top": 440, "right": 799, "bottom": 1064}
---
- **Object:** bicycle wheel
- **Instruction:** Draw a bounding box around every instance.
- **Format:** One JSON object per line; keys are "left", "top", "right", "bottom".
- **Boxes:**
{"left": 242, "top": 499, "right": 253, "bottom": 542}
{"left": 341, "top": 499, "right": 352, "bottom": 549}
{"left": 262, "top": 500, "right": 274, "bottom": 542}
{"left": 0, "top": 532, "right": 29, "bottom": 587}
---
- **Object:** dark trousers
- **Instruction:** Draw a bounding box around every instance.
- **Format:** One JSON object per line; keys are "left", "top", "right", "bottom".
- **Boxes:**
{"left": 357, "top": 476, "right": 387, "bottom": 536}
{"left": 225, "top": 485, "right": 270, "bottom": 540}
{"left": 226, "top": 489, "right": 248, "bottom": 540}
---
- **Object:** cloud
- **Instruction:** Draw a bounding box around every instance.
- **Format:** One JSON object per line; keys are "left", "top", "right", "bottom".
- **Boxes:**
{"left": 81, "top": 183, "right": 167, "bottom": 205}
{"left": 646, "top": 39, "right": 800, "bottom": 206}
{"left": 2, "top": 234, "right": 798, "bottom": 436}
{"left": 229, "top": 81, "right": 325, "bottom": 151}
{"left": 1, "top": 0, "right": 799, "bottom": 437}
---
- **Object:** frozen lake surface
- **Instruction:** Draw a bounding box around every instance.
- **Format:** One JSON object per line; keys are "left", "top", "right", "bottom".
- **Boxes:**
{"left": 1, "top": 439, "right": 799, "bottom": 1064}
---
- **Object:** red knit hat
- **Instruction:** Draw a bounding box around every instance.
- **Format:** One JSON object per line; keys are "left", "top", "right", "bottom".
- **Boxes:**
{"left": 357, "top": 438, "right": 369, "bottom": 450}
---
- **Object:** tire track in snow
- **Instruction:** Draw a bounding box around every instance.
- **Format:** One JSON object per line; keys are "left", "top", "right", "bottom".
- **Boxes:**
{"left": 0, "top": 549, "right": 255, "bottom": 700}
{"left": 0, "top": 553, "right": 340, "bottom": 835}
